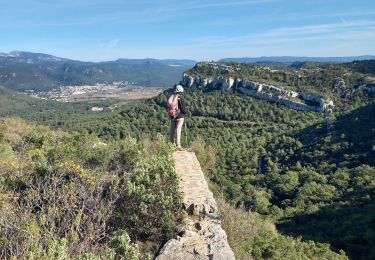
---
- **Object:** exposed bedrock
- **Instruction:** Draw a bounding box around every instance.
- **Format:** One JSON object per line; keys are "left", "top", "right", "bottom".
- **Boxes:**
{"left": 181, "top": 73, "right": 334, "bottom": 113}
{"left": 156, "top": 152, "right": 235, "bottom": 260}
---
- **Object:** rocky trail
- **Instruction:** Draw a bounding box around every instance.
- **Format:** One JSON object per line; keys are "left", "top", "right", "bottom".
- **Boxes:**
{"left": 156, "top": 151, "right": 235, "bottom": 260}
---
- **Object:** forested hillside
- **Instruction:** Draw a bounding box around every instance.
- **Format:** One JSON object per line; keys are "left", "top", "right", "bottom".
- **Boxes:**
{"left": 0, "top": 86, "right": 92, "bottom": 120}
{"left": 1, "top": 60, "right": 374, "bottom": 259}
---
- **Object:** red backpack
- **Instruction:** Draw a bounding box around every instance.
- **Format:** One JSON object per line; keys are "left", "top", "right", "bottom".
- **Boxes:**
{"left": 167, "top": 94, "right": 180, "bottom": 119}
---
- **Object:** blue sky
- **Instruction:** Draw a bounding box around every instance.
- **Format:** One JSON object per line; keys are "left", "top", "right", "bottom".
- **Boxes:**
{"left": 1, "top": 0, "right": 374, "bottom": 61}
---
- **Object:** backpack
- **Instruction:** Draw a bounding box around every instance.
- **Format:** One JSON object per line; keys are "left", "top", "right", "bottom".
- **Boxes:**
{"left": 167, "top": 94, "right": 180, "bottom": 119}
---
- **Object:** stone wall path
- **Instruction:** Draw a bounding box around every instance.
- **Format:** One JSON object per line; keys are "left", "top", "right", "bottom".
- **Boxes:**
{"left": 156, "top": 151, "right": 235, "bottom": 260}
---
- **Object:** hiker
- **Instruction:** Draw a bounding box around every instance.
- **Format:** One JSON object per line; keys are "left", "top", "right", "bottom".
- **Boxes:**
{"left": 167, "top": 85, "right": 187, "bottom": 151}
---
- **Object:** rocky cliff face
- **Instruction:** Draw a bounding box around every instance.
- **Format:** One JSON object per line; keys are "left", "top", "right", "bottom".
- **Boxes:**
{"left": 181, "top": 72, "right": 334, "bottom": 113}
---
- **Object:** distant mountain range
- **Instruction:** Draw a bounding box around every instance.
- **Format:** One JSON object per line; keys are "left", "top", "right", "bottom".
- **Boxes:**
{"left": 1, "top": 51, "right": 374, "bottom": 92}
{"left": 0, "top": 51, "right": 70, "bottom": 63}
{"left": 0, "top": 51, "right": 196, "bottom": 92}
{"left": 113, "top": 58, "right": 196, "bottom": 66}
{"left": 220, "top": 55, "right": 375, "bottom": 66}
{"left": 0, "top": 51, "right": 197, "bottom": 66}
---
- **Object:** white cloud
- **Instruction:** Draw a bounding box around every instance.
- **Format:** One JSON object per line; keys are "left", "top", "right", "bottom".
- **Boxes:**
{"left": 0, "top": 0, "right": 276, "bottom": 28}
{"left": 164, "top": 0, "right": 276, "bottom": 11}
{"left": 189, "top": 20, "right": 375, "bottom": 47}
{"left": 263, "top": 20, "right": 375, "bottom": 37}
{"left": 108, "top": 39, "right": 120, "bottom": 48}
{"left": 95, "top": 38, "right": 121, "bottom": 50}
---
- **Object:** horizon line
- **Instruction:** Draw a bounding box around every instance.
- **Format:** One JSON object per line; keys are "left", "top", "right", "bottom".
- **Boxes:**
{"left": 1, "top": 50, "right": 375, "bottom": 63}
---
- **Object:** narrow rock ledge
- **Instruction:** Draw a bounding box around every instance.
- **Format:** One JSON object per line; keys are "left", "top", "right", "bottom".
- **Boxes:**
{"left": 156, "top": 151, "right": 235, "bottom": 260}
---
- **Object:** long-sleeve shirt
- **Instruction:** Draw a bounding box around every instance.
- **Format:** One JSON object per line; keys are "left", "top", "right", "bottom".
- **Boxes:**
{"left": 177, "top": 94, "right": 187, "bottom": 119}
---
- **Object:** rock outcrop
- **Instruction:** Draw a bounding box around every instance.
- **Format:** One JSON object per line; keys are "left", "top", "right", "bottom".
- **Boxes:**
{"left": 181, "top": 72, "right": 334, "bottom": 113}
{"left": 156, "top": 151, "right": 235, "bottom": 260}
{"left": 358, "top": 76, "right": 375, "bottom": 97}
{"left": 333, "top": 77, "right": 348, "bottom": 98}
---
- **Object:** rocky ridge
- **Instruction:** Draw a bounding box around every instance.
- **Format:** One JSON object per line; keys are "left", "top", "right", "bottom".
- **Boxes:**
{"left": 156, "top": 151, "right": 235, "bottom": 260}
{"left": 181, "top": 63, "right": 335, "bottom": 113}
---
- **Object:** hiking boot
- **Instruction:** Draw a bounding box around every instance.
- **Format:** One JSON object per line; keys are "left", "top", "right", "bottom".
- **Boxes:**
{"left": 177, "top": 147, "right": 185, "bottom": 151}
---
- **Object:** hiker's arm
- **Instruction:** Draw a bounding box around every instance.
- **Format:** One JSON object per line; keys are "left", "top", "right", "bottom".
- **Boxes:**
{"left": 180, "top": 97, "right": 187, "bottom": 114}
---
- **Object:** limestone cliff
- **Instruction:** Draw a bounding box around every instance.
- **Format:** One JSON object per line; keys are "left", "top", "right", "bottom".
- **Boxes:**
{"left": 180, "top": 63, "right": 335, "bottom": 113}
{"left": 156, "top": 151, "right": 235, "bottom": 260}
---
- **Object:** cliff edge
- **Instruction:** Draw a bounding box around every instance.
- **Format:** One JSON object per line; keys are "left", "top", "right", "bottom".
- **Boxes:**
{"left": 156, "top": 151, "right": 235, "bottom": 260}
{"left": 180, "top": 62, "right": 336, "bottom": 114}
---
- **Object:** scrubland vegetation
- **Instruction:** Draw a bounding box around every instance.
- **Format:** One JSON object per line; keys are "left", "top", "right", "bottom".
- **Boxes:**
{"left": 0, "top": 118, "right": 183, "bottom": 259}
{"left": 1, "top": 60, "right": 374, "bottom": 259}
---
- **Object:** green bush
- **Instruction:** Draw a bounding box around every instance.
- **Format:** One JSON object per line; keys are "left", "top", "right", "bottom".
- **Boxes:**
{"left": 110, "top": 231, "right": 140, "bottom": 260}
{"left": 112, "top": 135, "right": 183, "bottom": 240}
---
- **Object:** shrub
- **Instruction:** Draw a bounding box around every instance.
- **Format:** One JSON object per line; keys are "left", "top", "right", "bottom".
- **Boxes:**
{"left": 112, "top": 135, "right": 183, "bottom": 241}
{"left": 0, "top": 119, "right": 183, "bottom": 258}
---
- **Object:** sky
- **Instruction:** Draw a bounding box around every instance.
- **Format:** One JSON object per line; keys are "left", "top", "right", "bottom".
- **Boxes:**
{"left": 0, "top": 0, "right": 375, "bottom": 61}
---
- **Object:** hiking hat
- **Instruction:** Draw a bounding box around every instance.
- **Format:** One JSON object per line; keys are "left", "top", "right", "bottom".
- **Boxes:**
{"left": 176, "top": 85, "right": 184, "bottom": 93}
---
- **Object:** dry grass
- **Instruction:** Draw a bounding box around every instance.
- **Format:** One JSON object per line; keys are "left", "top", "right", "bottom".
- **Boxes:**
{"left": 216, "top": 196, "right": 262, "bottom": 260}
